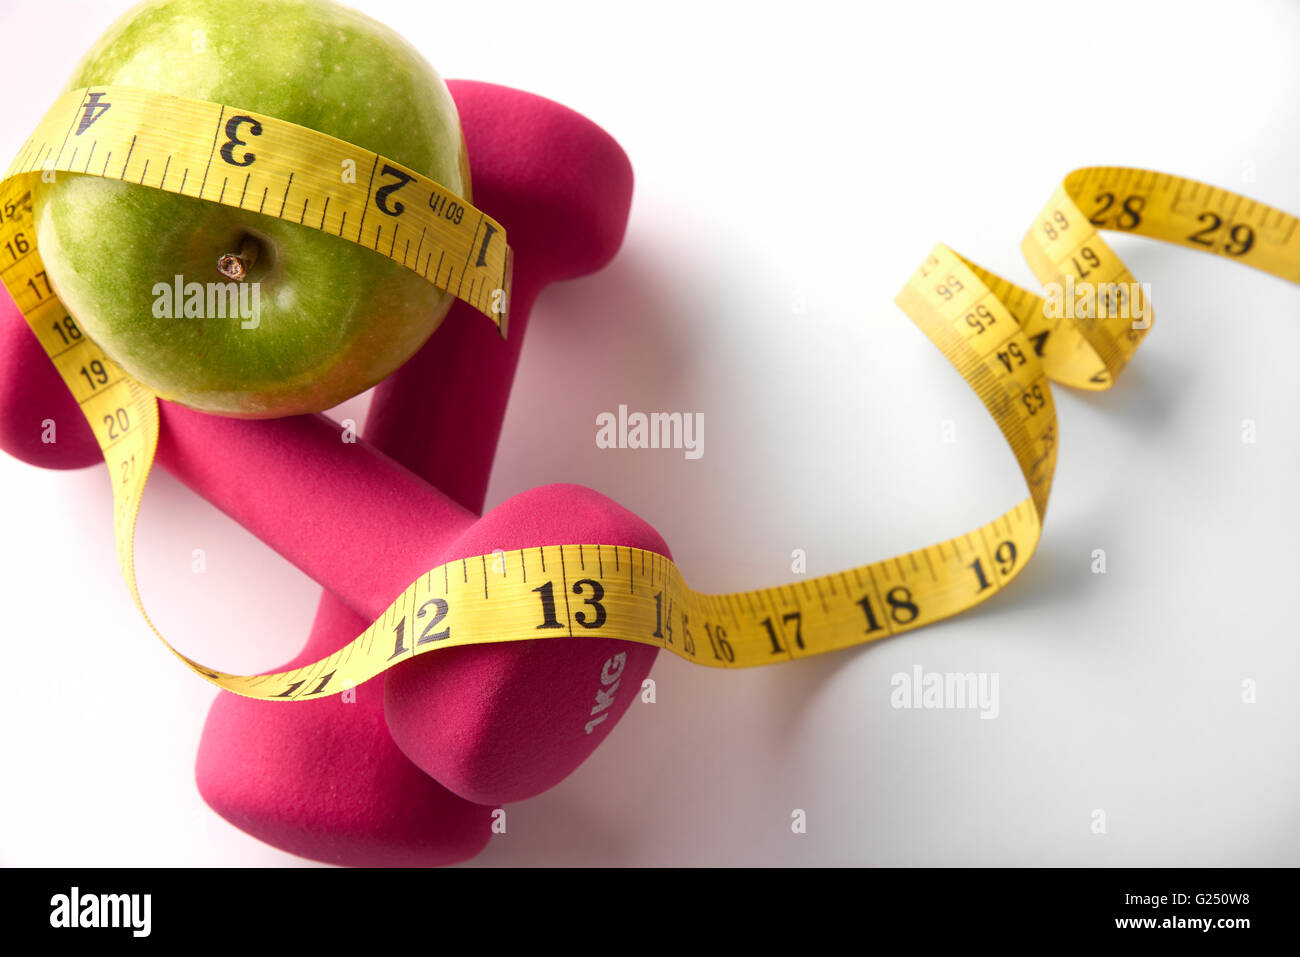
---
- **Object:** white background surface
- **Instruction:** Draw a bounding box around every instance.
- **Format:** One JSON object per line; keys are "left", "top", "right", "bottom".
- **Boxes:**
{"left": 1, "top": 0, "right": 1298, "bottom": 866}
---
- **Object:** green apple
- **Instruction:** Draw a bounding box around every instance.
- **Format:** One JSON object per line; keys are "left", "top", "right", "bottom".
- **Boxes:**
{"left": 32, "top": 0, "right": 470, "bottom": 417}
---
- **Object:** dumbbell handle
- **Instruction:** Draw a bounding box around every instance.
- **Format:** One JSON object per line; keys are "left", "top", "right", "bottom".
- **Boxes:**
{"left": 155, "top": 401, "right": 476, "bottom": 624}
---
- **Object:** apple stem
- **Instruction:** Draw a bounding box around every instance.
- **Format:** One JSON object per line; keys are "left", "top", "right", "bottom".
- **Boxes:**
{"left": 217, "top": 237, "right": 260, "bottom": 281}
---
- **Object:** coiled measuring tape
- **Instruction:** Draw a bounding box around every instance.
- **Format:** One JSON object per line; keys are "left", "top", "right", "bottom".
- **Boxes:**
{"left": 3, "top": 87, "right": 1298, "bottom": 701}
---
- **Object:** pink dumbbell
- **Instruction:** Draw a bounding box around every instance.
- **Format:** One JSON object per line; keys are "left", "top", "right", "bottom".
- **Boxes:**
{"left": 0, "top": 80, "right": 665, "bottom": 866}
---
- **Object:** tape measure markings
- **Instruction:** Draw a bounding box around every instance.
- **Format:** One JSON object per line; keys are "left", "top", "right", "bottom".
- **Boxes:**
{"left": 5, "top": 87, "right": 510, "bottom": 333}
{"left": 3, "top": 86, "right": 1298, "bottom": 700}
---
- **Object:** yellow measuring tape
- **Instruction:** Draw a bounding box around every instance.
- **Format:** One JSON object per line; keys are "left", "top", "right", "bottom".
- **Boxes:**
{"left": 3, "top": 88, "right": 1297, "bottom": 701}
